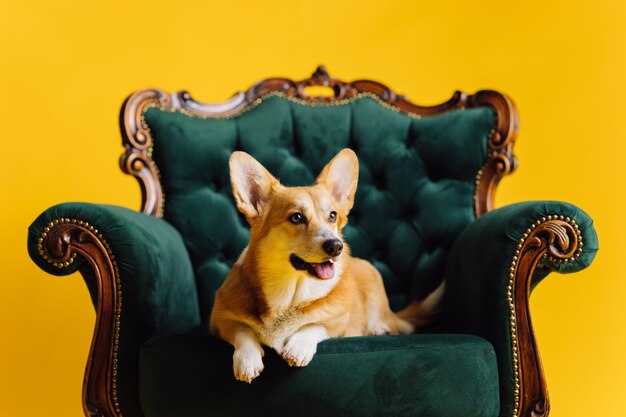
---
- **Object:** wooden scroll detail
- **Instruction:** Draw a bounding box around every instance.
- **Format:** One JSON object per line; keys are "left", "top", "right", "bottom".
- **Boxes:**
{"left": 119, "top": 89, "right": 171, "bottom": 217}
{"left": 510, "top": 218, "right": 581, "bottom": 417}
{"left": 469, "top": 91, "right": 519, "bottom": 216}
{"left": 40, "top": 220, "right": 121, "bottom": 417}
{"left": 119, "top": 65, "right": 518, "bottom": 218}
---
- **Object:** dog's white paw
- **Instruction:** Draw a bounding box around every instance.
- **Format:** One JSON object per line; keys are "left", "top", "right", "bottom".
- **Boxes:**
{"left": 370, "top": 322, "right": 392, "bottom": 336}
{"left": 280, "top": 334, "right": 318, "bottom": 367}
{"left": 233, "top": 344, "right": 264, "bottom": 383}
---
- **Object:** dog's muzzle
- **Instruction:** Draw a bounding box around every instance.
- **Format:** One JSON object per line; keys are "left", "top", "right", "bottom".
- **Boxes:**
{"left": 289, "top": 254, "right": 336, "bottom": 280}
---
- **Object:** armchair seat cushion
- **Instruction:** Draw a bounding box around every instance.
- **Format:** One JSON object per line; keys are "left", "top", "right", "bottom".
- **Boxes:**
{"left": 139, "top": 331, "right": 500, "bottom": 417}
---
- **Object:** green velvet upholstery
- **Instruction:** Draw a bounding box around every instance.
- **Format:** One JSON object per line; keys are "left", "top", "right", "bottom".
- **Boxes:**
{"left": 28, "top": 203, "right": 201, "bottom": 417}
{"left": 26, "top": 93, "right": 599, "bottom": 417}
{"left": 144, "top": 96, "right": 495, "bottom": 318}
{"left": 442, "top": 201, "right": 598, "bottom": 417}
{"left": 139, "top": 330, "right": 500, "bottom": 417}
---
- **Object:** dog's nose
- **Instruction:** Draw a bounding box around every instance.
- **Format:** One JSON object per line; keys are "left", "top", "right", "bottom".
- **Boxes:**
{"left": 322, "top": 239, "right": 343, "bottom": 257}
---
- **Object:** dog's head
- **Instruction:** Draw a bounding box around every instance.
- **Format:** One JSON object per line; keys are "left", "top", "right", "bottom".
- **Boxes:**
{"left": 229, "top": 149, "right": 358, "bottom": 280}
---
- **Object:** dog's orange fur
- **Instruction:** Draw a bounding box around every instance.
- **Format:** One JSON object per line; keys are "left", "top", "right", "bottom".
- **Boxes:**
{"left": 210, "top": 149, "right": 443, "bottom": 382}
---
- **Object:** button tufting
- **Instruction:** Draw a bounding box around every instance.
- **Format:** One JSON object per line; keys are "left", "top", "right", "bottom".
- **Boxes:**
{"left": 423, "top": 241, "right": 440, "bottom": 254}
{"left": 405, "top": 132, "right": 418, "bottom": 148}
{"left": 372, "top": 174, "right": 387, "bottom": 190}
{"left": 373, "top": 243, "right": 388, "bottom": 260}
{"left": 204, "top": 175, "right": 225, "bottom": 191}
{"left": 346, "top": 136, "right": 359, "bottom": 153}
{"left": 400, "top": 205, "right": 417, "bottom": 221}
{"left": 291, "top": 141, "right": 302, "bottom": 158}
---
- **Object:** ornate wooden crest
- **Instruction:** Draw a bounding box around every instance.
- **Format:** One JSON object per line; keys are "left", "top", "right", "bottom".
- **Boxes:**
{"left": 119, "top": 65, "right": 518, "bottom": 218}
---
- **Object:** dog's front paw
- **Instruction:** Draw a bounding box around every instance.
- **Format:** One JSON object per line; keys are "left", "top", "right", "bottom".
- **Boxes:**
{"left": 233, "top": 344, "right": 264, "bottom": 383}
{"left": 280, "top": 334, "right": 318, "bottom": 367}
{"left": 370, "top": 322, "right": 392, "bottom": 336}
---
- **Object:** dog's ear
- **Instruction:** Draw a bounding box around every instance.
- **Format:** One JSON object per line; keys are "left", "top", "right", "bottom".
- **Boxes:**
{"left": 316, "top": 149, "right": 359, "bottom": 212}
{"left": 229, "top": 152, "right": 279, "bottom": 224}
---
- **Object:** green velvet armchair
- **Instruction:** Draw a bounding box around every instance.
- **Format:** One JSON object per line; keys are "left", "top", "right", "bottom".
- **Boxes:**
{"left": 28, "top": 67, "right": 598, "bottom": 417}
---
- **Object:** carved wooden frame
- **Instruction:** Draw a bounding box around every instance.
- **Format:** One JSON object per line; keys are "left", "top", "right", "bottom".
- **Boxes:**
{"left": 37, "top": 218, "right": 123, "bottom": 417}
{"left": 38, "top": 67, "right": 556, "bottom": 417}
{"left": 506, "top": 215, "right": 583, "bottom": 417}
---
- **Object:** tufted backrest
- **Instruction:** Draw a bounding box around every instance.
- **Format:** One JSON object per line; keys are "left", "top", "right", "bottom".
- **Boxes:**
{"left": 142, "top": 94, "right": 495, "bottom": 321}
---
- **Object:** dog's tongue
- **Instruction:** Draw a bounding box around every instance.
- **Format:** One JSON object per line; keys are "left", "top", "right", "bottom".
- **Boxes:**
{"left": 313, "top": 261, "right": 335, "bottom": 280}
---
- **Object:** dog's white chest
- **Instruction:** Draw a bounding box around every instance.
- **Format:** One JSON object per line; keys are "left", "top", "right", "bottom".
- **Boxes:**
{"left": 255, "top": 306, "right": 302, "bottom": 348}
{"left": 254, "top": 276, "right": 334, "bottom": 348}
{"left": 261, "top": 269, "right": 340, "bottom": 308}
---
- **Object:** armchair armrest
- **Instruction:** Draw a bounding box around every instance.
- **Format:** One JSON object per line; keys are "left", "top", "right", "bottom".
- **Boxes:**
{"left": 443, "top": 201, "right": 598, "bottom": 417}
{"left": 27, "top": 203, "right": 200, "bottom": 417}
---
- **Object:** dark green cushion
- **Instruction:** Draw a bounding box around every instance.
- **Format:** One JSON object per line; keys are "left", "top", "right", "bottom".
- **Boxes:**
{"left": 139, "top": 330, "right": 500, "bottom": 417}
{"left": 144, "top": 96, "right": 495, "bottom": 320}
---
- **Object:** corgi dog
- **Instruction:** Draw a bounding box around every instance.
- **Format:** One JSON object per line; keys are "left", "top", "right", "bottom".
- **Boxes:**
{"left": 210, "top": 148, "right": 444, "bottom": 383}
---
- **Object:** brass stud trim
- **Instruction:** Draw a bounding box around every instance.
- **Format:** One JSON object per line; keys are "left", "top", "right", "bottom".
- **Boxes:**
{"left": 38, "top": 218, "right": 124, "bottom": 416}
{"left": 507, "top": 215, "right": 583, "bottom": 416}
{"left": 473, "top": 168, "right": 485, "bottom": 213}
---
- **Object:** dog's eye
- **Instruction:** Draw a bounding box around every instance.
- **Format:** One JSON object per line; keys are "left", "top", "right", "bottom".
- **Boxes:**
{"left": 289, "top": 212, "right": 305, "bottom": 225}
{"left": 329, "top": 211, "right": 337, "bottom": 223}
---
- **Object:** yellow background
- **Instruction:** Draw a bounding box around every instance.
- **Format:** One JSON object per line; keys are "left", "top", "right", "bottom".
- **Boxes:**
{"left": 1, "top": 1, "right": 624, "bottom": 416}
